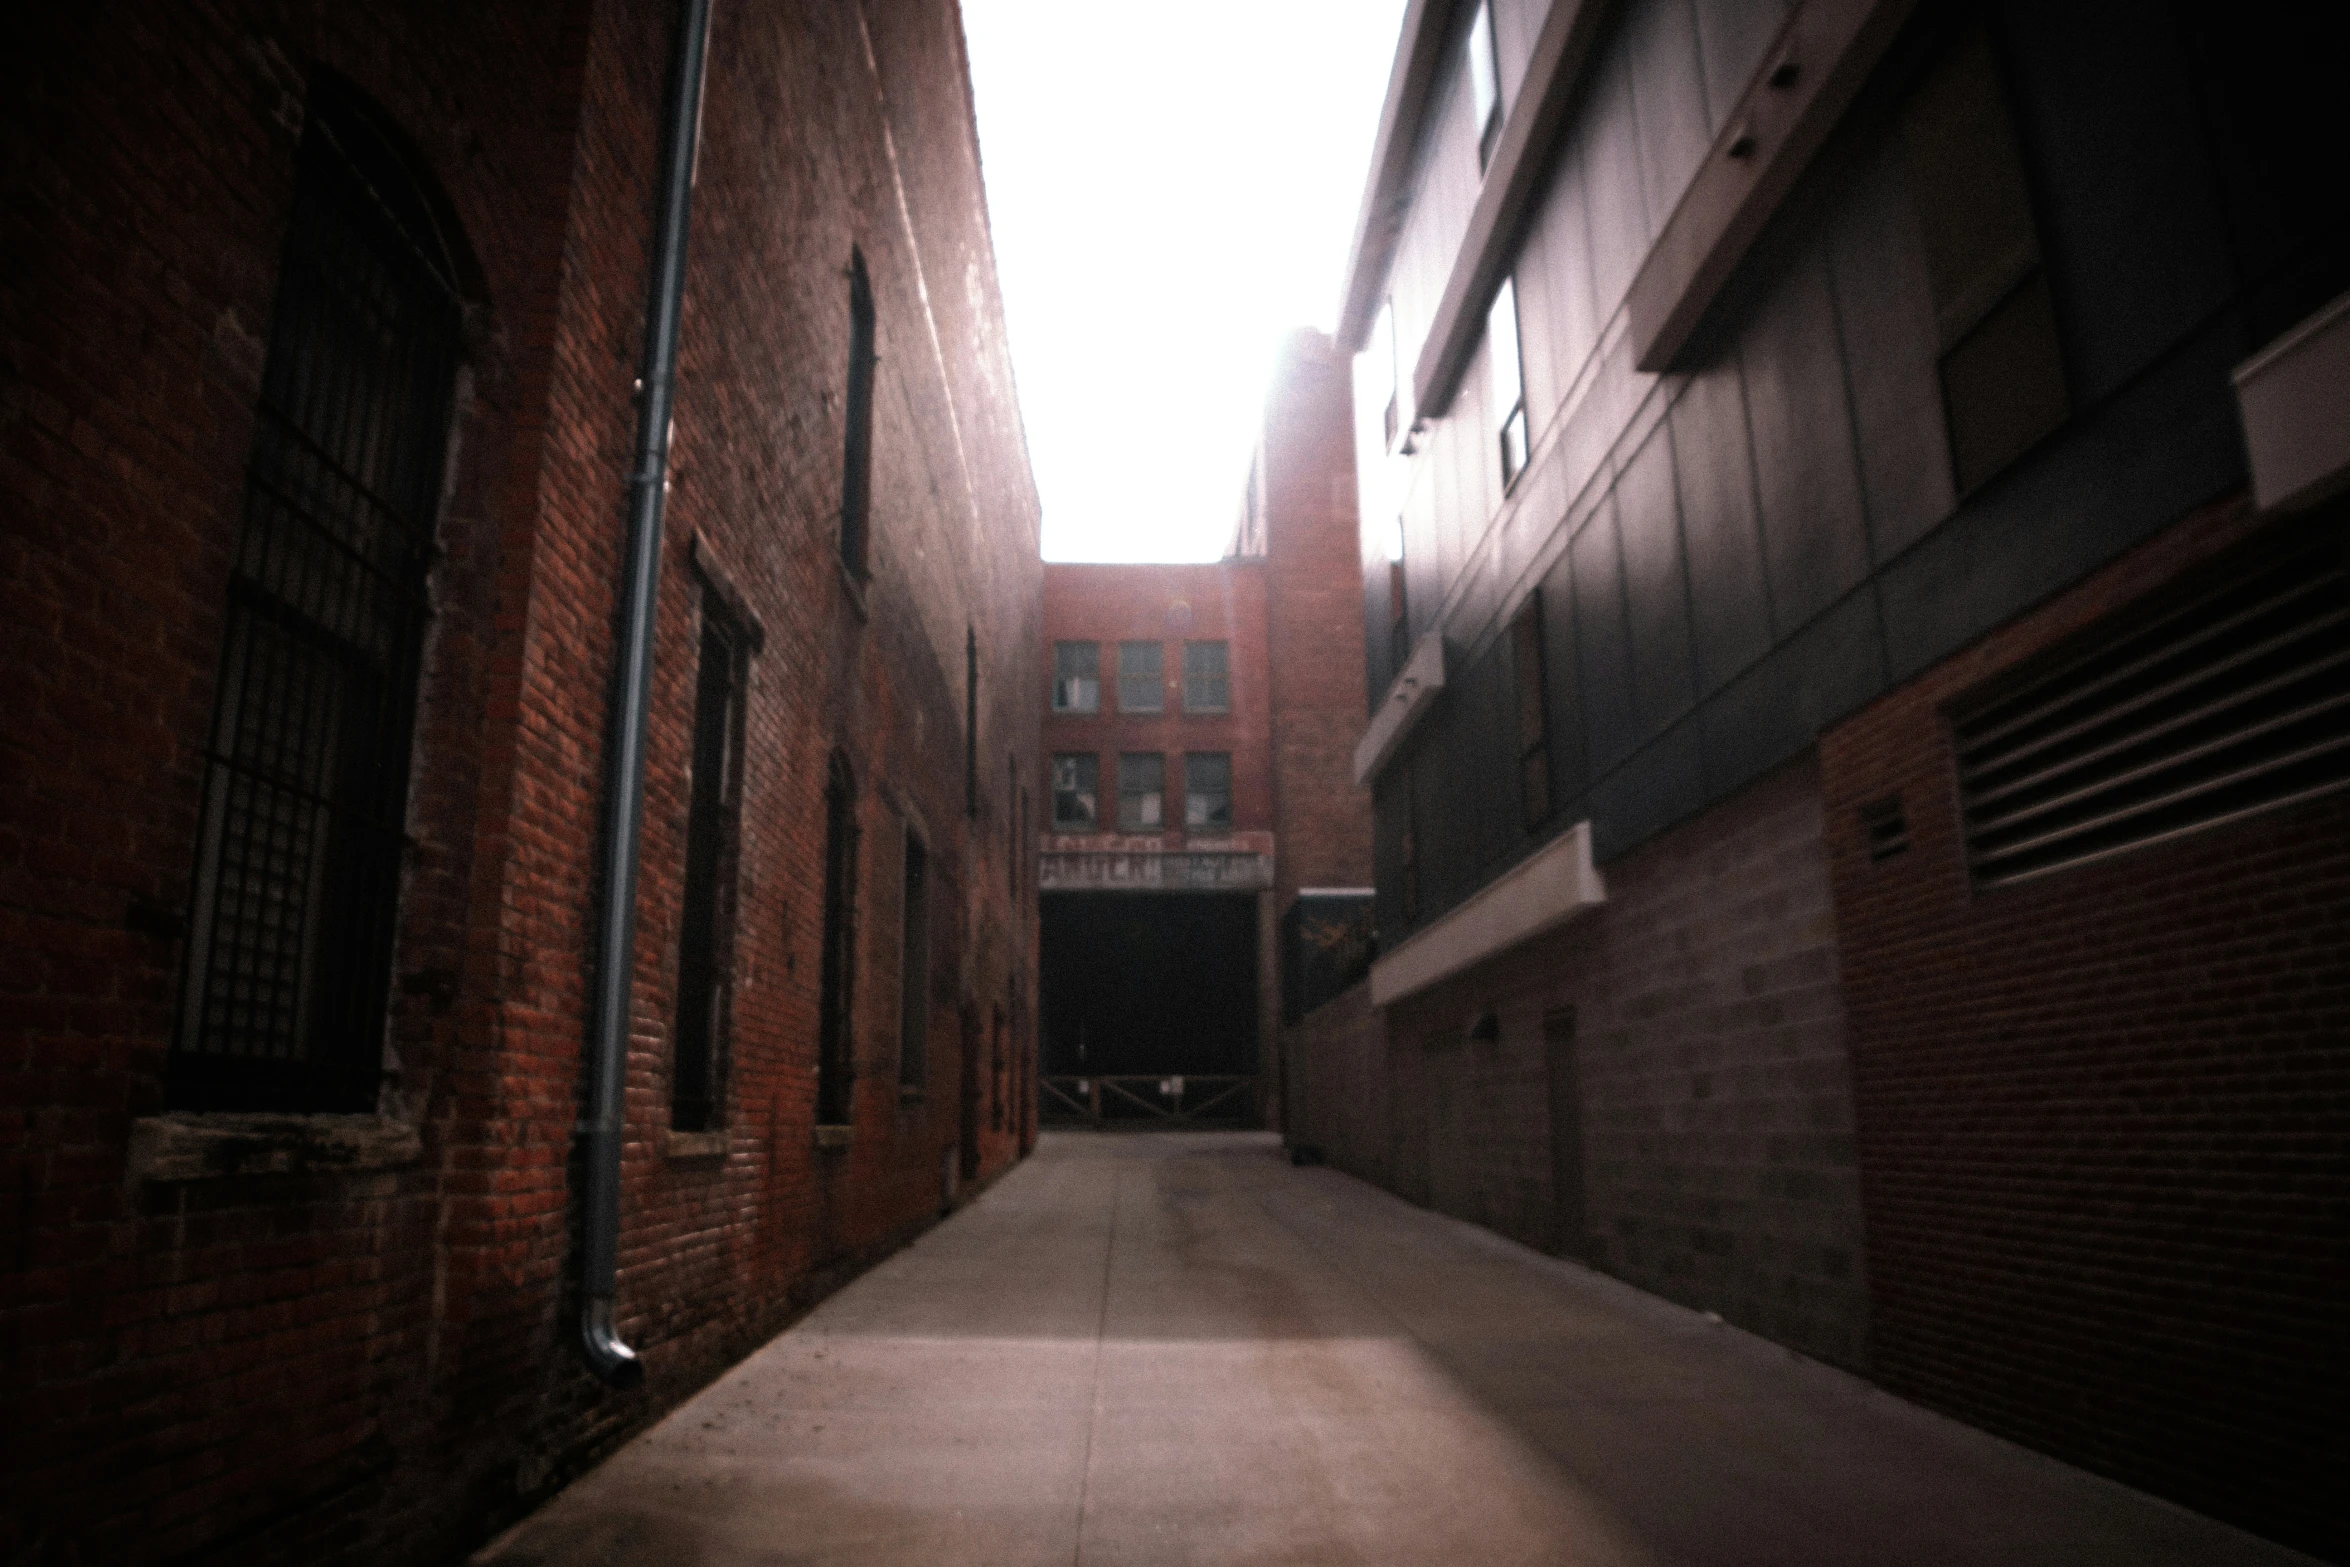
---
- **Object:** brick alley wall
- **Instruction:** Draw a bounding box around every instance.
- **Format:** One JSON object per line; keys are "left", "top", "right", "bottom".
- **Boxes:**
{"left": 1818, "top": 495, "right": 2350, "bottom": 1559}
{"left": 1290, "top": 757, "right": 1873, "bottom": 1371}
{"left": 0, "top": 0, "right": 1043, "bottom": 1561}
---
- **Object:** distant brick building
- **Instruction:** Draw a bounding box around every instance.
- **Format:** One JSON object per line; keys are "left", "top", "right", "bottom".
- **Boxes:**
{"left": 1287, "top": 0, "right": 2346, "bottom": 1557}
{"left": 1, "top": 2, "right": 1040, "bottom": 1562}
{"left": 1037, "top": 331, "right": 1371, "bottom": 1127}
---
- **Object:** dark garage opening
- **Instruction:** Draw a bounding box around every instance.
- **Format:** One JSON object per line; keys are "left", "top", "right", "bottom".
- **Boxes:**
{"left": 1039, "top": 892, "right": 1258, "bottom": 1126}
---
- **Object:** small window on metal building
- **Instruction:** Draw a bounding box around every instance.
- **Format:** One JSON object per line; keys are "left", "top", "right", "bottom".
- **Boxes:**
{"left": 1185, "top": 753, "right": 1234, "bottom": 833}
{"left": 1900, "top": 26, "right": 2067, "bottom": 496}
{"left": 672, "top": 597, "right": 749, "bottom": 1132}
{"left": 1468, "top": 0, "right": 1503, "bottom": 169}
{"left": 1183, "top": 641, "right": 1230, "bottom": 712}
{"left": 1118, "top": 641, "right": 1164, "bottom": 712}
{"left": 1118, "top": 753, "right": 1165, "bottom": 831}
{"left": 171, "top": 82, "right": 464, "bottom": 1113}
{"left": 1052, "top": 641, "right": 1100, "bottom": 712}
{"left": 1490, "top": 275, "right": 1529, "bottom": 490}
{"left": 1050, "top": 753, "right": 1099, "bottom": 830}
{"left": 839, "top": 249, "right": 877, "bottom": 578}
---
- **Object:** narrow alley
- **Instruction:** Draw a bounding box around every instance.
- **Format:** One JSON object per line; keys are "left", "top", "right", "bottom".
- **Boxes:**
{"left": 476, "top": 1134, "right": 2308, "bottom": 1567}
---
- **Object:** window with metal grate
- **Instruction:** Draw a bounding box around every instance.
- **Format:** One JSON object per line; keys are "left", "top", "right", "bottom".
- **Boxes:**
{"left": 1952, "top": 530, "right": 2350, "bottom": 887}
{"left": 171, "top": 83, "right": 462, "bottom": 1112}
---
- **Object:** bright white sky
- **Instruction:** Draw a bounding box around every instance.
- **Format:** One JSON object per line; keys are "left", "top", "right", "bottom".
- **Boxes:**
{"left": 962, "top": 1, "right": 1411, "bottom": 562}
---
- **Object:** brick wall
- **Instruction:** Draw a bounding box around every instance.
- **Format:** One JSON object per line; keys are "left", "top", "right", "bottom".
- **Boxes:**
{"left": 1818, "top": 494, "right": 2349, "bottom": 1559}
{"left": 1287, "top": 756, "right": 1873, "bottom": 1369}
{"left": 0, "top": 1, "right": 1042, "bottom": 1560}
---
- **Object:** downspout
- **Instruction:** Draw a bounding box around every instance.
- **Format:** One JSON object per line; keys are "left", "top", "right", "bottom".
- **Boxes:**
{"left": 580, "top": 0, "right": 715, "bottom": 1390}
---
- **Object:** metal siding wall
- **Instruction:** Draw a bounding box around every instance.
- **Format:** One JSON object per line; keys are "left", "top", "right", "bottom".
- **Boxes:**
{"left": 1689, "top": 0, "right": 1790, "bottom": 123}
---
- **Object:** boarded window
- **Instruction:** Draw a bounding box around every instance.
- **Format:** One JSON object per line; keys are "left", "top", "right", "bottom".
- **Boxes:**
{"left": 1183, "top": 640, "right": 1230, "bottom": 712}
{"left": 1900, "top": 27, "right": 2067, "bottom": 494}
{"left": 839, "top": 249, "right": 877, "bottom": 576}
{"left": 1118, "top": 641, "right": 1164, "bottom": 712}
{"left": 1051, "top": 753, "right": 1099, "bottom": 830}
{"left": 672, "top": 599, "right": 749, "bottom": 1132}
{"left": 171, "top": 84, "right": 462, "bottom": 1113}
{"left": 816, "top": 755, "right": 859, "bottom": 1126}
{"left": 899, "top": 829, "right": 929, "bottom": 1091}
{"left": 1118, "top": 753, "right": 1165, "bottom": 831}
{"left": 1185, "top": 753, "right": 1234, "bottom": 831}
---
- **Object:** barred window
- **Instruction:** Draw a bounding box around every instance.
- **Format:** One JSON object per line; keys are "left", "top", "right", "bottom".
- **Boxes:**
{"left": 839, "top": 249, "right": 876, "bottom": 577}
{"left": 816, "top": 754, "right": 860, "bottom": 1127}
{"left": 1051, "top": 753, "right": 1098, "bottom": 830}
{"left": 1052, "top": 641, "right": 1099, "bottom": 712}
{"left": 1117, "top": 641, "right": 1164, "bottom": 712}
{"left": 898, "top": 828, "right": 930, "bottom": 1091}
{"left": 672, "top": 600, "right": 748, "bottom": 1133}
{"left": 171, "top": 83, "right": 463, "bottom": 1113}
{"left": 1184, "top": 753, "right": 1233, "bottom": 832}
{"left": 1183, "top": 641, "right": 1230, "bottom": 713}
{"left": 1118, "top": 753, "right": 1165, "bottom": 831}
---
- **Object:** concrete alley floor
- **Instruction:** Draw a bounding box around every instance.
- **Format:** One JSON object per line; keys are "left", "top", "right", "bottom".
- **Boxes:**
{"left": 476, "top": 1133, "right": 2314, "bottom": 1567}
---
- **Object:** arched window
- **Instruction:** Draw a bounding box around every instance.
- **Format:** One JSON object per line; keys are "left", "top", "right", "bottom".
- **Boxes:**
{"left": 816, "top": 752, "right": 860, "bottom": 1126}
{"left": 171, "top": 81, "right": 464, "bottom": 1112}
{"left": 838, "top": 249, "right": 876, "bottom": 578}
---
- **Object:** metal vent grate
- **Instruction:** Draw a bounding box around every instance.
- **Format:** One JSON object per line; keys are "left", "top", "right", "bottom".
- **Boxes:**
{"left": 1952, "top": 533, "right": 2350, "bottom": 887}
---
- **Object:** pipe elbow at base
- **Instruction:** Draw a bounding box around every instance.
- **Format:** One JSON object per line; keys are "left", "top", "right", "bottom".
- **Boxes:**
{"left": 581, "top": 1297, "right": 644, "bottom": 1390}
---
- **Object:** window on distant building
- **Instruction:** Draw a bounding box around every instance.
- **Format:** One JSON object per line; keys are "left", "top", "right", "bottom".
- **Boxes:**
{"left": 1490, "top": 275, "right": 1529, "bottom": 489}
{"left": 839, "top": 248, "right": 877, "bottom": 578}
{"left": 1468, "top": 1, "right": 1502, "bottom": 169}
{"left": 672, "top": 596, "right": 750, "bottom": 1133}
{"left": 898, "top": 827, "right": 929, "bottom": 1092}
{"left": 1510, "top": 600, "right": 1552, "bottom": 832}
{"left": 1183, "top": 641, "right": 1230, "bottom": 712}
{"left": 816, "top": 753, "right": 859, "bottom": 1127}
{"left": 1900, "top": 26, "right": 2067, "bottom": 495}
{"left": 1051, "top": 753, "right": 1099, "bottom": 830}
{"left": 1185, "top": 753, "right": 1234, "bottom": 833}
{"left": 1118, "top": 753, "right": 1165, "bottom": 831}
{"left": 1386, "top": 515, "right": 1411, "bottom": 676}
{"left": 1118, "top": 640, "right": 1164, "bottom": 712}
{"left": 1052, "top": 640, "right": 1100, "bottom": 712}
{"left": 171, "top": 83, "right": 464, "bottom": 1113}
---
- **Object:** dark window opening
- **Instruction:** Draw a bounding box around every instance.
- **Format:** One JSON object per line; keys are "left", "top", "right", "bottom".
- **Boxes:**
{"left": 965, "top": 626, "right": 979, "bottom": 819}
{"left": 816, "top": 753, "right": 860, "bottom": 1126}
{"left": 1388, "top": 518, "right": 1411, "bottom": 677}
{"left": 990, "top": 1004, "right": 1007, "bottom": 1132}
{"left": 839, "top": 248, "right": 876, "bottom": 578}
{"left": 899, "top": 828, "right": 929, "bottom": 1092}
{"left": 1052, "top": 641, "right": 1100, "bottom": 712}
{"left": 171, "top": 83, "right": 463, "bottom": 1113}
{"left": 1511, "top": 600, "right": 1552, "bottom": 831}
{"left": 1183, "top": 640, "right": 1230, "bottom": 712}
{"left": 1185, "top": 752, "right": 1234, "bottom": 833}
{"left": 1118, "top": 640, "right": 1164, "bottom": 712}
{"left": 1051, "top": 753, "right": 1099, "bottom": 830}
{"left": 1860, "top": 796, "right": 1911, "bottom": 863}
{"left": 673, "top": 602, "right": 749, "bottom": 1132}
{"left": 1401, "top": 768, "right": 1422, "bottom": 922}
{"left": 1118, "top": 752, "right": 1166, "bottom": 831}
{"left": 1900, "top": 26, "right": 2067, "bottom": 496}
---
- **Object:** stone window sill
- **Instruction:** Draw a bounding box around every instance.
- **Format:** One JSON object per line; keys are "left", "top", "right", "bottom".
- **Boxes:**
{"left": 663, "top": 1127, "right": 729, "bottom": 1162}
{"left": 813, "top": 1124, "right": 854, "bottom": 1151}
{"left": 127, "top": 1113, "right": 420, "bottom": 1183}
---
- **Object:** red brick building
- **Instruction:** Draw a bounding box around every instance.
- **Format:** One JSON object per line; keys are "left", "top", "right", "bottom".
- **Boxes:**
{"left": 1, "top": 2, "right": 1040, "bottom": 1561}
{"left": 1037, "top": 330, "right": 1371, "bottom": 1127}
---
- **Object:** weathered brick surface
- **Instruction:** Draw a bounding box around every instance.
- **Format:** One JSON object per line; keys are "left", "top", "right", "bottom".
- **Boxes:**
{"left": 1, "top": 2, "right": 1042, "bottom": 1561}
{"left": 1818, "top": 495, "right": 2349, "bottom": 1559}
{"left": 1289, "top": 756, "right": 1872, "bottom": 1369}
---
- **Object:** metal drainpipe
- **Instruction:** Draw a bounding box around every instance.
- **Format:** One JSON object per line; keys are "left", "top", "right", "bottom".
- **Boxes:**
{"left": 580, "top": 0, "right": 715, "bottom": 1390}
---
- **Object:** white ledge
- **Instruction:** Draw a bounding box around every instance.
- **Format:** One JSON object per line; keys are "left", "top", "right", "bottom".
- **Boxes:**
{"left": 1369, "top": 821, "right": 1605, "bottom": 1006}
{"left": 1353, "top": 634, "right": 1447, "bottom": 786}
{"left": 2233, "top": 287, "right": 2350, "bottom": 514}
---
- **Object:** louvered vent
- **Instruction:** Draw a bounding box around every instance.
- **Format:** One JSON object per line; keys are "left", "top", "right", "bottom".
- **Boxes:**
{"left": 1953, "top": 534, "right": 2350, "bottom": 886}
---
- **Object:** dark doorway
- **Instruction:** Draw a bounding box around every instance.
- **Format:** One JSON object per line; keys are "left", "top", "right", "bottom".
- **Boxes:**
{"left": 1039, "top": 892, "right": 1258, "bottom": 1126}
